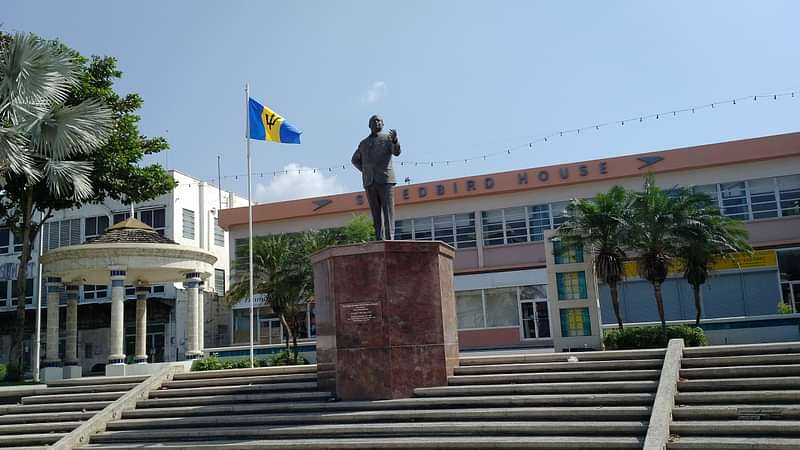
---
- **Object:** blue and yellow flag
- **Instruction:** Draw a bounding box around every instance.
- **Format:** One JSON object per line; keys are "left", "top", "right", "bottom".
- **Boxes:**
{"left": 248, "top": 98, "right": 302, "bottom": 144}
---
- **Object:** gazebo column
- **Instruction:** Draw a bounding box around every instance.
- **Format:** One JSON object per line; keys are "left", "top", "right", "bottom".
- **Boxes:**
{"left": 134, "top": 285, "right": 149, "bottom": 364}
{"left": 41, "top": 277, "right": 63, "bottom": 383}
{"left": 197, "top": 284, "right": 205, "bottom": 353}
{"left": 64, "top": 283, "right": 82, "bottom": 378}
{"left": 107, "top": 266, "right": 127, "bottom": 373}
{"left": 185, "top": 272, "right": 202, "bottom": 360}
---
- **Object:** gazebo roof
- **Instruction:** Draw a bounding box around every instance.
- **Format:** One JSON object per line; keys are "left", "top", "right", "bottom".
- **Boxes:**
{"left": 86, "top": 218, "right": 177, "bottom": 245}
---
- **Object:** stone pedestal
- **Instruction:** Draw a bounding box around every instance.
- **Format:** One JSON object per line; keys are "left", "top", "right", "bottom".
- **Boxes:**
{"left": 311, "top": 241, "right": 458, "bottom": 401}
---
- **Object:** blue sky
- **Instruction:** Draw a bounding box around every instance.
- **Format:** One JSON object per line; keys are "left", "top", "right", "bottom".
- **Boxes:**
{"left": 4, "top": 1, "right": 800, "bottom": 202}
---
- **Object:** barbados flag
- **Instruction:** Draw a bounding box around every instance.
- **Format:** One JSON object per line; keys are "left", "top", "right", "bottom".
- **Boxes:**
{"left": 248, "top": 98, "right": 302, "bottom": 144}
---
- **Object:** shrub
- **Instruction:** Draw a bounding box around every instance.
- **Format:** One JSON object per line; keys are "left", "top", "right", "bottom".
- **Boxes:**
{"left": 191, "top": 354, "right": 269, "bottom": 371}
{"left": 270, "top": 349, "right": 308, "bottom": 366}
{"left": 0, "top": 364, "right": 6, "bottom": 382}
{"left": 778, "top": 302, "right": 794, "bottom": 315}
{"left": 604, "top": 325, "right": 708, "bottom": 350}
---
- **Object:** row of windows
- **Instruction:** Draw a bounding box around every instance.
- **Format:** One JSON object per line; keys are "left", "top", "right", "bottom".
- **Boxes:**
{"left": 479, "top": 201, "right": 571, "bottom": 247}
{"left": 455, "top": 284, "right": 547, "bottom": 330}
{"left": 696, "top": 174, "right": 800, "bottom": 221}
{"left": 0, "top": 279, "right": 34, "bottom": 307}
{"left": 395, "top": 213, "right": 477, "bottom": 248}
{"left": 5, "top": 207, "right": 227, "bottom": 255}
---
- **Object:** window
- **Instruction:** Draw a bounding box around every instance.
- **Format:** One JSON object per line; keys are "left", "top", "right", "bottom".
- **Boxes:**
{"left": 412, "top": 217, "right": 432, "bottom": 240}
{"left": 455, "top": 290, "right": 484, "bottom": 329}
{"left": 433, "top": 215, "right": 455, "bottom": 246}
{"left": 528, "top": 204, "right": 551, "bottom": 241}
{"left": 395, "top": 213, "right": 476, "bottom": 248}
{"left": 748, "top": 178, "right": 779, "bottom": 220}
{"left": 152, "top": 285, "right": 165, "bottom": 294}
{"left": 84, "top": 215, "right": 110, "bottom": 241}
{"left": 720, "top": 182, "right": 749, "bottom": 220}
{"left": 113, "top": 212, "right": 130, "bottom": 224}
{"left": 182, "top": 209, "right": 195, "bottom": 240}
{"left": 395, "top": 219, "right": 412, "bottom": 240}
{"left": 484, "top": 287, "right": 520, "bottom": 327}
{"left": 139, "top": 208, "right": 166, "bottom": 236}
{"left": 778, "top": 175, "right": 800, "bottom": 217}
{"left": 214, "top": 219, "right": 225, "bottom": 246}
{"left": 556, "top": 271, "right": 588, "bottom": 300}
{"left": 554, "top": 241, "right": 584, "bottom": 264}
{"left": 551, "top": 201, "right": 571, "bottom": 228}
{"left": 0, "top": 228, "right": 8, "bottom": 254}
{"left": 83, "top": 284, "right": 108, "bottom": 301}
{"left": 560, "top": 307, "right": 591, "bottom": 337}
{"left": 481, "top": 210, "right": 505, "bottom": 246}
{"left": 43, "top": 219, "right": 81, "bottom": 251}
{"left": 454, "top": 213, "right": 477, "bottom": 248}
{"left": 779, "top": 249, "right": 800, "bottom": 312}
{"left": 10, "top": 279, "right": 33, "bottom": 306}
{"left": 520, "top": 284, "right": 547, "bottom": 300}
{"left": 12, "top": 230, "right": 23, "bottom": 253}
{"left": 214, "top": 268, "right": 225, "bottom": 295}
{"left": 0, "top": 281, "right": 8, "bottom": 307}
{"left": 504, "top": 207, "right": 528, "bottom": 244}
{"left": 694, "top": 184, "right": 720, "bottom": 208}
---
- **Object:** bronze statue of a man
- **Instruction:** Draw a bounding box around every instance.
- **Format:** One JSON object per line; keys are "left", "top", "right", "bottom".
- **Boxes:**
{"left": 351, "top": 115, "right": 401, "bottom": 240}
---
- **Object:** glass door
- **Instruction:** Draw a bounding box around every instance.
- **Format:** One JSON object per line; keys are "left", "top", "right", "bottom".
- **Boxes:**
{"left": 258, "top": 318, "right": 283, "bottom": 345}
{"left": 520, "top": 300, "right": 550, "bottom": 339}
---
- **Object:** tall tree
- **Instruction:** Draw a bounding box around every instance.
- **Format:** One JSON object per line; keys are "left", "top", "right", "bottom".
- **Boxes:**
{"left": 676, "top": 202, "right": 751, "bottom": 325}
{"left": 628, "top": 174, "right": 712, "bottom": 333}
{"left": 0, "top": 33, "right": 174, "bottom": 380}
{"left": 557, "top": 185, "right": 633, "bottom": 329}
{"left": 227, "top": 215, "right": 373, "bottom": 362}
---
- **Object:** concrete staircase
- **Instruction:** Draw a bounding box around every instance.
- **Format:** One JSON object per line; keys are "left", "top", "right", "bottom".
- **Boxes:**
{"left": 82, "top": 349, "right": 663, "bottom": 449}
{"left": 669, "top": 342, "right": 800, "bottom": 449}
{"left": 0, "top": 375, "right": 146, "bottom": 449}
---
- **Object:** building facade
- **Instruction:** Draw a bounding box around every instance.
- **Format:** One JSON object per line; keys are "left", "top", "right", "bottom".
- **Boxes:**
{"left": 0, "top": 170, "right": 248, "bottom": 374}
{"left": 219, "top": 132, "right": 800, "bottom": 349}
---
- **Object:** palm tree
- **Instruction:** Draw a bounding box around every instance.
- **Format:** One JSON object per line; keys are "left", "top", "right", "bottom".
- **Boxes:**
{"left": 677, "top": 203, "right": 750, "bottom": 325}
{"left": 629, "top": 175, "right": 714, "bottom": 333}
{"left": 557, "top": 186, "right": 632, "bottom": 329}
{"left": 0, "top": 33, "right": 110, "bottom": 379}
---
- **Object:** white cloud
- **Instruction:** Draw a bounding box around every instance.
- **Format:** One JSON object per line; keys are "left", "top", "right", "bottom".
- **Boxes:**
{"left": 255, "top": 163, "right": 346, "bottom": 203}
{"left": 360, "top": 81, "right": 388, "bottom": 104}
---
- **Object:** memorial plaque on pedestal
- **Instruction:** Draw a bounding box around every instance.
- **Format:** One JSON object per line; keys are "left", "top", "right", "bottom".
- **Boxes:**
{"left": 311, "top": 240, "right": 458, "bottom": 400}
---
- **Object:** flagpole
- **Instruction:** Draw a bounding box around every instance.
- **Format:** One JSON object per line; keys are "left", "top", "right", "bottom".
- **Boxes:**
{"left": 245, "top": 83, "right": 255, "bottom": 368}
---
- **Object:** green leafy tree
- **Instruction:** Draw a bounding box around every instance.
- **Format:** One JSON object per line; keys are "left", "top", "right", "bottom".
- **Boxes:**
{"left": 557, "top": 186, "right": 633, "bottom": 329}
{"left": 676, "top": 200, "right": 750, "bottom": 325}
{"left": 227, "top": 215, "right": 374, "bottom": 362}
{"left": 0, "top": 33, "right": 173, "bottom": 380}
{"left": 629, "top": 174, "right": 717, "bottom": 333}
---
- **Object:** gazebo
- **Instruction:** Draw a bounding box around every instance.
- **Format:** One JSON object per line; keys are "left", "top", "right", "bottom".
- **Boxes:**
{"left": 39, "top": 218, "right": 216, "bottom": 381}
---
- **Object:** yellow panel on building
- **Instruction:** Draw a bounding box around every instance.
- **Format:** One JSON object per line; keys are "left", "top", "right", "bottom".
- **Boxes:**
{"left": 623, "top": 250, "right": 777, "bottom": 279}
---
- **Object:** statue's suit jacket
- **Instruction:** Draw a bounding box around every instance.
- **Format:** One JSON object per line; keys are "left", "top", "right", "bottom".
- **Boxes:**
{"left": 352, "top": 132, "right": 402, "bottom": 187}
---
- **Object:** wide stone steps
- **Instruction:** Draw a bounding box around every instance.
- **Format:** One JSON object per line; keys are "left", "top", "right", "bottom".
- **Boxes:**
{"left": 667, "top": 436, "right": 800, "bottom": 449}
{"left": 672, "top": 404, "right": 800, "bottom": 420}
{"left": 448, "top": 369, "right": 659, "bottom": 385}
{"left": 415, "top": 380, "right": 658, "bottom": 397}
{"left": 109, "top": 406, "right": 651, "bottom": 430}
{"left": 667, "top": 342, "right": 800, "bottom": 449}
{"left": 680, "top": 353, "right": 800, "bottom": 368}
{"left": 84, "top": 353, "right": 657, "bottom": 449}
{"left": 0, "top": 375, "right": 143, "bottom": 449}
{"left": 91, "top": 421, "right": 649, "bottom": 443}
{"left": 161, "top": 372, "right": 316, "bottom": 389}
{"left": 82, "top": 435, "right": 645, "bottom": 449}
{"left": 680, "top": 364, "right": 800, "bottom": 379}
{"left": 453, "top": 358, "right": 662, "bottom": 375}
{"left": 137, "top": 390, "right": 332, "bottom": 408}
{"left": 458, "top": 348, "right": 665, "bottom": 366}
{"left": 171, "top": 365, "right": 317, "bottom": 380}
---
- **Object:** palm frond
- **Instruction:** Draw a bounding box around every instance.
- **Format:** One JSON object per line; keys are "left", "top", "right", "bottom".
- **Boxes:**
{"left": 28, "top": 99, "right": 111, "bottom": 159}
{"left": 41, "top": 159, "right": 93, "bottom": 200}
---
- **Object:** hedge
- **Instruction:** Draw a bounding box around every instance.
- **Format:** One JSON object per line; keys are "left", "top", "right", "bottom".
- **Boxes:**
{"left": 0, "top": 364, "right": 6, "bottom": 382}
{"left": 603, "top": 325, "right": 708, "bottom": 350}
{"left": 191, "top": 351, "right": 309, "bottom": 371}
